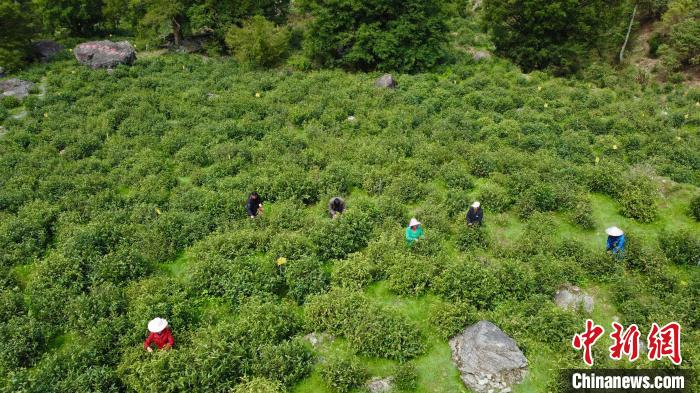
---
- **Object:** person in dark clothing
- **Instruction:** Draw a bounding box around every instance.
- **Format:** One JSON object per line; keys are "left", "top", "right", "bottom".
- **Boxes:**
{"left": 466, "top": 201, "right": 483, "bottom": 226}
{"left": 246, "top": 192, "right": 264, "bottom": 218}
{"left": 328, "top": 196, "right": 346, "bottom": 219}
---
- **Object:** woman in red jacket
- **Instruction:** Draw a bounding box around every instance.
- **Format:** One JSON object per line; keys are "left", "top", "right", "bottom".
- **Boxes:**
{"left": 143, "top": 317, "right": 174, "bottom": 352}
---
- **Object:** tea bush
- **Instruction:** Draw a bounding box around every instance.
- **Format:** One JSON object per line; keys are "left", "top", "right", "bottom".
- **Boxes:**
{"left": 232, "top": 377, "right": 285, "bottom": 393}
{"left": 312, "top": 209, "right": 373, "bottom": 260}
{"left": 319, "top": 355, "right": 368, "bottom": 393}
{"left": 660, "top": 229, "right": 700, "bottom": 266}
{"left": 386, "top": 254, "right": 441, "bottom": 296}
{"left": 619, "top": 173, "right": 659, "bottom": 223}
{"left": 690, "top": 194, "right": 700, "bottom": 221}
{"left": 433, "top": 257, "right": 500, "bottom": 309}
{"left": 331, "top": 252, "right": 377, "bottom": 290}
{"left": 284, "top": 256, "right": 330, "bottom": 303}
{"left": 305, "top": 289, "right": 425, "bottom": 361}
{"left": 186, "top": 254, "right": 283, "bottom": 303}
{"left": 455, "top": 224, "right": 490, "bottom": 251}
{"left": 428, "top": 300, "right": 479, "bottom": 340}
{"left": 251, "top": 338, "right": 315, "bottom": 387}
{"left": 393, "top": 362, "right": 419, "bottom": 392}
{"left": 476, "top": 183, "right": 513, "bottom": 213}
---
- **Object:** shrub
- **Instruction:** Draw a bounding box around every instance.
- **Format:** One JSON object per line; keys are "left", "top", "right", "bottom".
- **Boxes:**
{"left": 619, "top": 174, "right": 658, "bottom": 223}
{"left": 660, "top": 229, "right": 700, "bottom": 266}
{"left": 0, "top": 316, "right": 47, "bottom": 372}
{"left": 393, "top": 362, "right": 419, "bottom": 392}
{"left": 428, "top": 301, "right": 478, "bottom": 340}
{"left": 284, "top": 257, "right": 330, "bottom": 304}
{"left": 569, "top": 195, "right": 595, "bottom": 229}
{"left": 305, "top": 289, "right": 425, "bottom": 360}
{"left": 455, "top": 224, "right": 490, "bottom": 251}
{"left": 433, "top": 257, "right": 500, "bottom": 309}
{"left": 252, "top": 338, "right": 315, "bottom": 387}
{"left": 332, "top": 252, "right": 377, "bottom": 290}
{"left": 441, "top": 161, "right": 475, "bottom": 190}
{"left": 476, "top": 183, "right": 513, "bottom": 213}
{"left": 319, "top": 355, "right": 368, "bottom": 393}
{"left": 187, "top": 254, "right": 283, "bottom": 303}
{"left": 386, "top": 254, "right": 441, "bottom": 296}
{"left": 234, "top": 297, "right": 303, "bottom": 348}
{"left": 690, "top": 194, "right": 700, "bottom": 221}
{"left": 226, "top": 16, "right": 291, "bottom": 69}
{"left": 232, "top": 377, "right": 285, "bottom": 393}
{"left": 312, "top": 209, "right": 373, "bottom": 260}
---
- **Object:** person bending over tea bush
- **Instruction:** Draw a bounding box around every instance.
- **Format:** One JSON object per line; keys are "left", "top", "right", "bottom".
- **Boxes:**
{"left": 606, "top": 226, "right": 626, "bottom": 260}
{"left": 246, "top": 191, "right": 264, "bottom": 218}
{"left": 328, "top": 196, "right": 346, "bottom": 219}
{"left": 466, "top": 201, "right": 484, "bottom": 226}
{"left": 405, "top": 218, "right": 425, "bottom": 246}
{"left": 143, "top": 317, "right": 174, "bottom": 352}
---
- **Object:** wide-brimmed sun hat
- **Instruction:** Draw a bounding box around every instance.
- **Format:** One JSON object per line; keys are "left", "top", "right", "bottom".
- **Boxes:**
{"left": 605, "top": 226, "right": 624, "bottom": 237}
{"left": 409, "top": 218, "right": 421, "bottom": 227}
{"left": 472, "top": 201, "right": 481, "bottom": 208}
{"left": 148, "top": 317, "right": 168, "bottom": 333}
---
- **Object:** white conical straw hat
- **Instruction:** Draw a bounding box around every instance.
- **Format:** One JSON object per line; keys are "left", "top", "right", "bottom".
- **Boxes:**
{"left": 409, "top": 218, "right": 421, "bottom": 227}
{"left": 148, "top": 317, "right": 168, "bottom": 333}
{"left": 605, "top": 227, "right": 623, "bottom": 237}
{"left": 472, "top": 201, "right": 480, "bottom": 208}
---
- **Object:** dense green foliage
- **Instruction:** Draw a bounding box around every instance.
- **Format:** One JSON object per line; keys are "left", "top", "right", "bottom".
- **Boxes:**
{"left": 0, "top": 53, "right": 698, "bottom": 392}
{"left": 0, "top": 0, "right": 38, "bottom": 71}
{"left": 225, "top": 16, "right": 291, "bottom": 69}
{"left": 657, "top": 0, "right": 700, "bottom": 70}
{"left": 299, "top": 0, "right": 449, "bottom": 72}
{"left": 482, "top": 0, "right": 626, "bottom": 74}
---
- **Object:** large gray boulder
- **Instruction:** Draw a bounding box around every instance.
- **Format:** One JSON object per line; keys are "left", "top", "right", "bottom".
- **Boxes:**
{"left": 74, "top": 40, "right": 136, "bottom": 69}
{"left": 449, "top": 321, "right": 528, "bottom": 393}
{"left": 33, "top": 40, "right": 64, "bottom": 62}
{"left": 375, "top": 74, "right": 397, "bottom": 89}
{"left": 554, "top": 284, "right": 594, "bottom": 313}
{"left": 0, "top": 78, "right": 35, "bottom": 101}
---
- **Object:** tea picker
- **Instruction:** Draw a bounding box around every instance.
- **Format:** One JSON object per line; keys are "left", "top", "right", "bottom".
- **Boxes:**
{"left": 143, "top": 317, "right": 174, "bottom": 352}
{"left": 328, "top": 196, "right": 346, "bottom": 219}
{"left": 605, "top": 226, "right": 625, "bottom": 259}
{"left": 246, "top": 191, "right": 264, "bottom": 218}
{"left": 405, "top": 218, "right": 426, "bottom": 246}
{"left": 466, "top": 201, "right": 483, "bottom": 226}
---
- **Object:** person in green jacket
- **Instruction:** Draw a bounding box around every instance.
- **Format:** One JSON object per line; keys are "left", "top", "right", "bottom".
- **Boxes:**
{"left": 405, "top": 218, "right": 425, "bottom": 246}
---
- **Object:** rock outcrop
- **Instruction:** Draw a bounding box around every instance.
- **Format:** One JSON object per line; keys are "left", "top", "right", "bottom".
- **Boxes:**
{"left": 554, "top": 284, "right": 594, "bottom": 313}
{"left": 0, "top": 78, "right": 35, "bottom": 101}
{"left": 375, "top": 74, "right": 397, "bottom": 89}
{"left": 74, "top": 41, "right": 136, "bottom": 69}
{"left": 33, "top": 40, "right": 64, "bottom": 62}
{"left": 449, "top": 321, "right": 528, "bottom": 393}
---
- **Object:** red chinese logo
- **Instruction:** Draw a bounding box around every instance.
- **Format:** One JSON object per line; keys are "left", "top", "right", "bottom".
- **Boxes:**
{"left": 572, "top": 321, "right": 682, "bottom": 366}
{"left": 609, "top": 322, "right": 640, "bottom": 361}
{"left": 572, "top": 319, "right": 605, "bottom": 366}
{"left": 647, "top": 322, "right": 682, "bottom": 365}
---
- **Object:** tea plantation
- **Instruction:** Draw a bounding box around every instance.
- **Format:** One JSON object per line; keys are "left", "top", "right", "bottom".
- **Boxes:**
{"left": 1, "top": 53, "right": 699, "bottom": 392}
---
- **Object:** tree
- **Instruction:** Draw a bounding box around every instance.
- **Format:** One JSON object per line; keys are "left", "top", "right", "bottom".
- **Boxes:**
{"left": 225, "top": 15, "right": 291, "bottom": 69}
{"left": 0, "top": 0, "right": 37, "bottom": 71}
{"left": 299, "top": 0, "right": 449, "bottom": 73}
{"left": 33, "top": 0, "right": 105, "bottom": 35}
{"left": 132, "top": 0, "right": 290, "bottom": 49}
{"left": 482, "top": 0, "right": 626, "bottom": 74}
